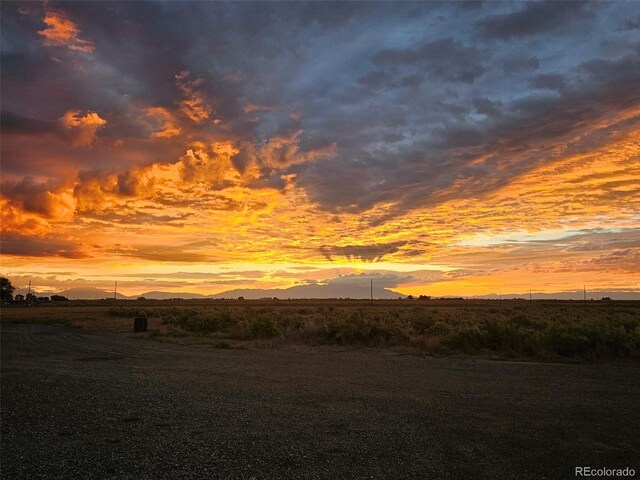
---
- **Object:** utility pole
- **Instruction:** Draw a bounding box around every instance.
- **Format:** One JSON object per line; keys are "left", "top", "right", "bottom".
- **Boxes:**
{"left": 27, "top": 280, "right": 31, "bottom": 296}
{"left": 114, "top": 281, "right": 118, "bottom": 300}
{"left": 583, "top": 285, "right": 586, "bottom": 303}
{"left": 529, "top": 289, "right": 532, "bottom": 301}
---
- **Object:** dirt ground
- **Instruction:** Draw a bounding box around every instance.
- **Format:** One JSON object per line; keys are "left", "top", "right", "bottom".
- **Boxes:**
{"left": 2, "top": 322, "right": 639, "bottom": 479}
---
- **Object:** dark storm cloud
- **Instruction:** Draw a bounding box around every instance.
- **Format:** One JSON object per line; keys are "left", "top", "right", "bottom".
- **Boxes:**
{"left": 399, "top": 74, "right": 425, "bottom": 88}
{"left": 357, "top": 70, "right": 392, "bottom": 89}
{"left": 1, "top": 109, "right": 107, "bottom": 150}
{"left": 1, "top": 177, "right": 66, "bottom": 217}
{"left": 618, "top": 14, "right": 640, "bottom": 31}
{"left": 529, "top": 74, "right": 566, "bottom": 92}
{"left": 0, "top": 232, "right": 87, "bottom": 258}
{"left": 372, "top": 38, "right": 486, "bottom": 84}
{"left": 473, "top": 98, "right": 503, "bottom": 117}
{"left": 294, "top": 2, "right": 368, "bottom": 29}
{"left": 320, "top": 242, "right": 407, "bottom": 262}
{"left": 578, "top": 52, "right": 640, "bottom": 84}
{"left": 1, "top": 111, "right": 56, "bottom": 135}
{"left": 2, "top": 1, "right": 639, "bottom": 221}
{"left": 2, "top": 2, "right": 243, "bottom": 132}
{"left": 477, "top": 1, "right": 594, "bottom": 40}
{"left": 502, "top": 56, "right": 539, "bottom": 73}
{"left": 116, "top": 170, "right": 143, "bottom": 197}
{"left": 454, "top": 1, "right": 484, "bottom": 12}
{"left": 298, "top": 45, "right": 640, "bottom": 215}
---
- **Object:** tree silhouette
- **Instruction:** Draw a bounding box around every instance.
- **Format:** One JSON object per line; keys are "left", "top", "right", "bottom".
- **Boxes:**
{"left": 1, "top": 277, "right": 15, "bottom": 302}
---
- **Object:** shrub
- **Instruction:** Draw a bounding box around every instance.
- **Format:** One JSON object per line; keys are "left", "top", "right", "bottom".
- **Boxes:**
{"left": 249, "top": 317, "right": 280, "bottom": 338}
{"left": 101, "top": 302, "right": 639, "bottom": 361}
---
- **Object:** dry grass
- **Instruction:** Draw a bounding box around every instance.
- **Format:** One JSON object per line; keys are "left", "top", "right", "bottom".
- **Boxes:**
{"left": 2, "top": 299, "right": 639, "bottom": 361}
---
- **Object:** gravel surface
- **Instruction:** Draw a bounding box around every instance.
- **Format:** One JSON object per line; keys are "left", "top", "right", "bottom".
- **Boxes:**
{"left": 2, "top": 323, "right": 639, "bottom": 479}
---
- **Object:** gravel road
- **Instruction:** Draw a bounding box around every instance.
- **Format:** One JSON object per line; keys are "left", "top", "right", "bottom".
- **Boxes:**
{"left": 2, "top": 323, "right": 639, "bottom": 479}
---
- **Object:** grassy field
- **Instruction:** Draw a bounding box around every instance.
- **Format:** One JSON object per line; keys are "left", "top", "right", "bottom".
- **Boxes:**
{"left": 2, "top": 299, "right": 639, "bottom": 361}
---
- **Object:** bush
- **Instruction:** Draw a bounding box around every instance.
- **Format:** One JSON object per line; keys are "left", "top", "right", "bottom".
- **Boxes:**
{"left": 104, "top": 302, "right": 640, "bottom": 361}
{"left": 163, "top": 308, "right": 234, "bottom": 334}
{"left": 249, "top": 317, "right": 280, "bottom": 338}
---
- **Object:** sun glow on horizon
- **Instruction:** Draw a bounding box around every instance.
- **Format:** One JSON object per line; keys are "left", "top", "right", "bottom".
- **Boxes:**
{"left": 1, "top": 2, "right": 639, "bottom": 298}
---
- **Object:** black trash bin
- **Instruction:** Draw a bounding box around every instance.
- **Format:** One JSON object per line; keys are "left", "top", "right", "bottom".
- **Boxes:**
{"left": 133, "top": 317, "right": 148, "bottom": 333}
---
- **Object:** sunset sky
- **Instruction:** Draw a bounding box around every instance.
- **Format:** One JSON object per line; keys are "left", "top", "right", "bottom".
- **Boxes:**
{"left": 1, "top": 1, "right": 639, "bottom": 298}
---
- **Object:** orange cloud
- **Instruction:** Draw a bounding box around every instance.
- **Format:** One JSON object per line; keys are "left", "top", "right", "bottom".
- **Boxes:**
{"left": 260, "top": 130, "right": 336, "bottom": 169}
{"left": 0, "top": 200, "right": 52, "bottom": 236}
{"left": 59, "top": 111, "right": 107, "bottom": 146}
{"left": 243, "top": 103, "right": 278, "bottom": 114}
{"left": 2, "top": 105, "right": 637, "bottom": 298}
{"left": 145, "top": 107, "right": 182, "bottom": 138}
{"left": 73, "top": 167, "right": 155, "bottom": 213}
{"left": 175, "top": 71, "right": 212, "bottom": 123}
{"left": 38, "top": 12, "right": 94, "bottom": 53}
{"left": 0, "top": 231, "right": 89, "bottom": 259}
{"left": 0, "top": 178, "right": 75, "bottom": 221}
{"left": 179, "top": 142, "right": 236, "bottom": 185}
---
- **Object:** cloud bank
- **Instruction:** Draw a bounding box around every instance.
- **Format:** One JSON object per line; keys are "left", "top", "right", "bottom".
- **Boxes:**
{"left": 1, "top": 1, "right": 638, "bottom": 296}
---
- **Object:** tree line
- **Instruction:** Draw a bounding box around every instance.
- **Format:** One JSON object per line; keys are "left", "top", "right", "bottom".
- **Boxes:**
{"left": 0, "top": 277, "right": 68, "bottom": 303}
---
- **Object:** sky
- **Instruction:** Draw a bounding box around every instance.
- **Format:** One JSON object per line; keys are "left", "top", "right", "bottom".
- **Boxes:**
{"left": 1, "top": 1, "right": 639, "bottom": 298}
